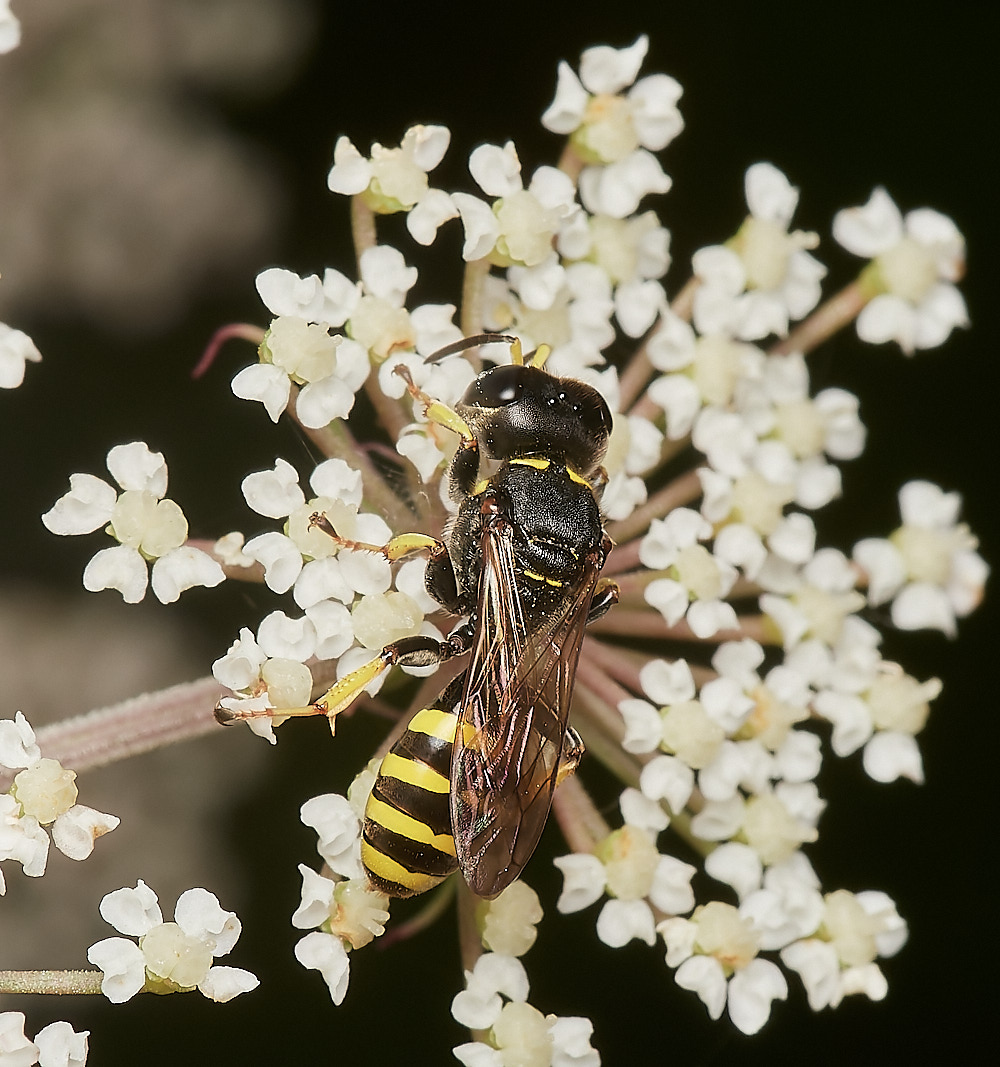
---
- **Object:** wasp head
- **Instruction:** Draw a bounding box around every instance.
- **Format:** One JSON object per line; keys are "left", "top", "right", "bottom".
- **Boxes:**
{"left": 457, "top": 363, "right": 613, "bottom": 478}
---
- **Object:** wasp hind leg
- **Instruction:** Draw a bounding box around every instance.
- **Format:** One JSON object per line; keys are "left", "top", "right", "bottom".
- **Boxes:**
{"left": 216, "top": 629, "right": 474, "bottom": 734}
{"left": 556, "top": 727, "right": 586, "bottom": 786}
{"left": 588, "top": 579, "right": 619, "bottom": 623}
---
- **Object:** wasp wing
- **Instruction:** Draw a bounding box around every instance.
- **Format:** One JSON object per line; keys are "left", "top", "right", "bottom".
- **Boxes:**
{"left": 450, "top": 513, "right": 602, "bottom": 898}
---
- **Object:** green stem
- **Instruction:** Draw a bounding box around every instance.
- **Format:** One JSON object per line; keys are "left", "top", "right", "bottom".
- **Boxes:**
{"left": 5, "top": 678, "right": 227, "bottom": 785}
{"left": 551, "top": 774, "right": 609, "bottom": 853}
{"left": 0, "top": 970, "right": 105, "bottom": 995}
{"left": 288, "top": 391, "right": 413, "bottom": 530}
{"left": 769, "top": 279, "right": 867, "bottom": 356}
{"left": 350, "top": 196, "right": 377, "bottom": 269}
{"left": 460, "top": 258, "right": 491, "bottom": 343}
{"left": 586, "top": 607, "right": 770, "bottom": 646}
{"left": 605, "top": 468, "right": 703, "bottom": 548}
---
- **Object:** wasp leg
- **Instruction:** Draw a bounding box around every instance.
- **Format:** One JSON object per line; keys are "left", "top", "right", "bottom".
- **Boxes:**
{"left": 589, "top": 466, "right": 609, "bottom": 498}
{"left": 309, "top": 511, "right": 465, "bottom": 617}
{"left": 309, "top": 512, "right": 445, "bottom": 562}
{"left": 587, "top": 579, "right": 619, "bottom": 623}
{"left": 283, "top": 629, "right": 475, "bottom": 734}
{"left": 394, "top": 365, "right": 481, "bottom": 497}
{"left": 556, "top": 727, "right": 585, "bottom": 786}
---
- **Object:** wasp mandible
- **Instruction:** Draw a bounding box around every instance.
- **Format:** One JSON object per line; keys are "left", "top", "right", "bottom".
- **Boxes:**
{"left": 218, "top": 334, "right": 618, "bottom": 898}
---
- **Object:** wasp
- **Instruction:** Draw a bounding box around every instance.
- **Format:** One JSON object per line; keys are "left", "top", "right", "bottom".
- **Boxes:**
{"left": 219, "top": 334, "right": 618, "bottom": 898}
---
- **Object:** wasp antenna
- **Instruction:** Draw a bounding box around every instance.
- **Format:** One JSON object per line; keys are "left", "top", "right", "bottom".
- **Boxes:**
{"left": 528, "top": 343, "right": 552, "bottom": 369}
{"left": 424, "top": 333, "right": 520, "bottom": 365}
{"left": 509, "top": 338, "right": 525, "bottom": 365}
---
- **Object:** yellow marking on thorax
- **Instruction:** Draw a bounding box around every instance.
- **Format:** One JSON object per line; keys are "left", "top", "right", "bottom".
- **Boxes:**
{"left": 407, "top": 707, "right": 459, "bottom": 743}
{"left": 511, "top": 456, "right": 588, "bottom": 488}
{"left": 365, "top": 796, "right": 457, "bottom": 855}
{"left": 523, "top": 569, "right": 565, "bottom": 588}
{"left": 379, "top": 752, "right": 450, "bottom": 794}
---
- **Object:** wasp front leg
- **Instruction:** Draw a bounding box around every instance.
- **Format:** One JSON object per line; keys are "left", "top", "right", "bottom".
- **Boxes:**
{"left": 394, "top": 364, "right": 481, "bottom": 498}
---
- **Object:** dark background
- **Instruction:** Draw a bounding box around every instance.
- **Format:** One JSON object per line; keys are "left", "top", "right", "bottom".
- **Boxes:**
{"left": 1, "top": 3, "right": 996, "bottom": 1064}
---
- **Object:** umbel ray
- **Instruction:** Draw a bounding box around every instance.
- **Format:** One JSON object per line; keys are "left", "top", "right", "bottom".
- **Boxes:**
{"left": 217, "top": 333, "right": 619, "bottom": 899}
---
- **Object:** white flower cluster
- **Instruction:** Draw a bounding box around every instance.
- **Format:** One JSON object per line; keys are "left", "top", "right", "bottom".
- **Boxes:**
{"left": 23, "top": 26, "right": 982, "bottom": 1064}
{"left": 290, "top": 771, "right": 389, "bottom": 1005}
{"left": 87, "top": 880, "right": 257, "bottom": 1004}
{"left": 0, "top": 712, "right": 118, "bottom": 893}
{"left": 41, "top": 441, "right": 225, "bottom": 603}
{"left": 196, "top": 32, "right": 985, "bottom": 1046}
{"left": 451, "top": 876, "right": 599, "bottom": 1064}
{"left": 290, "top": 768, "right": 601, "bottom": 1065}
{"left": 0, "top": 1012, "right": 88, "bottom": 1067}
{"left": 834, "top": 187, "right": 967, "bottom": 353}
{"left": 211, "top": 456, "right": 442, "bottom": 740}
{"left": 452, "top": 955, "right": 599, "bottom": 1067}
{"left": 562, "top": 634, "right": 919, "bottom": 1029}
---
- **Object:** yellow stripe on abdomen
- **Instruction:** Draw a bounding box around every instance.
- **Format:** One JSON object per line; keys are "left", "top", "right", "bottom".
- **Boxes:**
{"left": 379, "top": 751, "right": 450, "bottom": 794}
{"left": 361, "top": 839, "right": 451, "bottom": 896}
{"left": 365, "top": 795, "right": 456, "bottom": 856}
{"left": 406, "top": 707, "right": 460, "bottom": 743}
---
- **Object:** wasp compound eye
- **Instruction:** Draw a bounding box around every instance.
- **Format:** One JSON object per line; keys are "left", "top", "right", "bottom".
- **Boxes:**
{"left": 461, "top": 364, "right": 527, "bottom": 408}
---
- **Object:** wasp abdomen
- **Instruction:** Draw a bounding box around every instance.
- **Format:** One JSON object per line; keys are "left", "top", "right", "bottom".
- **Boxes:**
{"left": 361, "top": 679, "right": 463, "bottom": 898}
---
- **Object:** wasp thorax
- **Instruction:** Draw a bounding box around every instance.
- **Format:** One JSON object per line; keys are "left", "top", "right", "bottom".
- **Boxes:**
{"left": 458, "top": 364, "right": 612, "bottom": 476}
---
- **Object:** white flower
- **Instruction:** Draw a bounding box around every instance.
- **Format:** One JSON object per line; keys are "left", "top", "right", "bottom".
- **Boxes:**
{"left": 693, "top": 163, "right": 825, "bottom": 340}
{"left": 780, "top": 889, "right": 907, "bottom": 1010}
{"left": 0, "top": 1012, "right": 90, "bottom": 1067}
{"left": 0, "top": 323, "right": 41, "bottom": 389}
{"left": 41, "top": 442, "right": 224, "bottom": 604}
{"left": 88, "top": 881, "right": 257, "bottom": 1003}
{"left": 833, "top": 187, "right": 968, "bottom": 353}
{"left": 452, "top": 953, "right": 530, "bottom": 1031}
{"left": 233, "top": 316, "right": 370, "bottom": 426}
{"left": 659, "top": 900, "right": 788, "bottom": 1034}
{"left": 292, "top": 867, "right": 388, "bottom": 952}
{"left": 640, "top": 508, "right": 739, "bottom": 637}
{"left": 479, "top": 881, "right": 544, "bottom": 957}
{"left": 299, "top": 793, "right": 364, "bottom": 879}
{"left": 294, "top": 930, "right": 351, "bottom": 1005}
{"left": 578, "top": 149, "right": 671, "bottom": 220}
{"left": 853, "top": 480, "right": 987, "bottom": 636}
{"left": 760, "top": 548, "right": 867, "bottom": 651}
{"left": 212, "top": 622, "right": 315, "bottom": 743}
{"left": 453, "top": 142, "right": 579, "bottom": 265}
{"left": 813, "top": 660, "right": 939, "bottom": 783}
{"left": 543, "top": 35, "right": 683, "bottom": 164}
{"left": 555, "top": 818, "right": 695, "bottom": 949}
{"left": 326, "top": 125, "right": 457, "bottom": 244}
{"left": 692, "top": 786, "right": 821, "bottom": 866}
{"left": 255, "top": 266, "right": 359, "bottom": 326}
{"left": 1, "top": 713, "right": 118, "bottom": 889}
